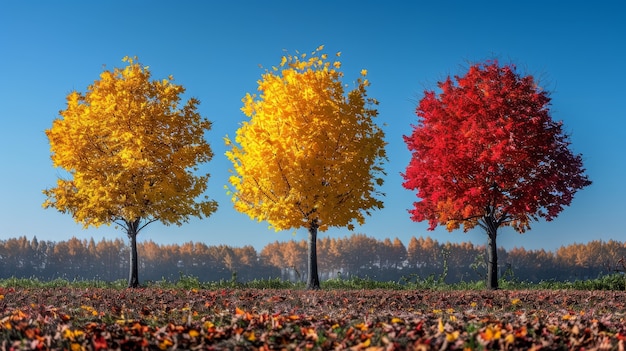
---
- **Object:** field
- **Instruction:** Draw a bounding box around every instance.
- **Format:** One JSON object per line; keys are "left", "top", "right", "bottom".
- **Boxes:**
{"left": 1, "top": 280, "right": 626, "bottom": 350}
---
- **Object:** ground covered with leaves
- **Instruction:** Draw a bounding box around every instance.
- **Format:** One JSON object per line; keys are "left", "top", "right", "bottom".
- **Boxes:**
{"left": 1, "top": 287, "right": 625, "bottom": 350}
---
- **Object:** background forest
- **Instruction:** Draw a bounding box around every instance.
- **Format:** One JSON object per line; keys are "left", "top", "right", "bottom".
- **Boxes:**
{"left": 0, "top": 235, "right": 623, "bottom": 285}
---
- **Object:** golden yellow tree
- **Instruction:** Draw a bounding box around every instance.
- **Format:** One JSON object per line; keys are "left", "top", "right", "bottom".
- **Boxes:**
{"left": 43, "top": 57, "right": 218, "bottom": 287}
{"left": 225, "top": 46, "right": 387, "bottom": 289}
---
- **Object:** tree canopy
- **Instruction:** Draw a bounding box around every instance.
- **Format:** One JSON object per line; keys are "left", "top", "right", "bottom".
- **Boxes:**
{"left": 226, "top": 46, "right": 386, "bottom": 231}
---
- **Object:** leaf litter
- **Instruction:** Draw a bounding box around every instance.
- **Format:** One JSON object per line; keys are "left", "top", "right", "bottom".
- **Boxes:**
{"left": 1, "top": 287, "right": 625, "bottom": 350}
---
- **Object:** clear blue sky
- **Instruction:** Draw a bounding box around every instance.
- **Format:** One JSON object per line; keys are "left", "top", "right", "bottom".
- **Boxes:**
{"left": 0, "top": 1, "right": 624, "bottom": 253}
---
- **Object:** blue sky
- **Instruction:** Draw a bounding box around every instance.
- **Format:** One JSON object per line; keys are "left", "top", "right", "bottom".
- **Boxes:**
{"left": 0, "top": 1, "right": 624, "bottom": 253}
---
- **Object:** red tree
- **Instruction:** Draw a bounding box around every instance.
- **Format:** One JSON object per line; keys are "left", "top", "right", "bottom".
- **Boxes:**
{"left": 402, "top": 61, "right": 591, "bottom": 289}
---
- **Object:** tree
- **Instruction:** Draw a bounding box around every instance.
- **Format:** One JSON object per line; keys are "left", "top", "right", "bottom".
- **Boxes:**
{"left": 43, "top": 57, "right": 218, "bottom": 287}
{"left": 282, "top": 240, "right": 307, "bottom": 281}
{"left": 260, "top": 241, "right": 285, "bottom": 268}
{"left": 225, "top": 46, "right": 387, "bottom": 289}
{"left": 391, "top": 237, "right": 407, "bottom": 269}
{"left": 233, "top": 245, "right": 258, "bottom": 267}
{"left": 343, "top": 233, "right": 378, "bottom": 275}
{"left": 406, "top": 236, "right": 440, "bottom": 274}
{"left": 406, "top": 237, "right": 421, "bottom": 269}
{"left": 402, "top": 60, "right": 591, "bottom": 289}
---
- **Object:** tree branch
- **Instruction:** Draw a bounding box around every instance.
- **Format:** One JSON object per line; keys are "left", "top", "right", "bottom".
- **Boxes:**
{"left": 252, "top": 176, "right": 277, "bottom": 204}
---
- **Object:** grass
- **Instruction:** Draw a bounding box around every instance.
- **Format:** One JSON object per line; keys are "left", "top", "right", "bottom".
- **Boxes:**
{"left": 0, "top": 276, "right": 128, "bottom": 289}
{"left": 0, "top": 271, "right": 624, "bottom": 290}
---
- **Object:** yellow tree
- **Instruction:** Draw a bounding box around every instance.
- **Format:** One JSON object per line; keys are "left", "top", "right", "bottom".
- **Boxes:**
{"left": 226, "top": 46, "right": 387, "bottom": 289}
{"left": 43, "top": 57, "right": 218, "bottom": 287}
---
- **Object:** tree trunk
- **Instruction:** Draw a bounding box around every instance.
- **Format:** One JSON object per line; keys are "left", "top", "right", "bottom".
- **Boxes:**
{"left": 127, "top": 219, "right": 140, "bottom": 288}
{"left": 306, "top": 220, "right": 320, "bottom": 290}
{"left": 485, "top": 220, "right": 499, "bottom": 290}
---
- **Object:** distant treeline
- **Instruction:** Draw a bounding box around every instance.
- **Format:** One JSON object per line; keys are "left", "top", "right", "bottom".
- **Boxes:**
{"left": 0, "top": 235, "right": 624, "bottom": 284}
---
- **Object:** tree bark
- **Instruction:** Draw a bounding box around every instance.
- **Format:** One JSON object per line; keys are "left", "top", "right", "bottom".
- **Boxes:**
{"left": 306, "top": 219, "right": 321, "bottom": 290}
{"left": 485, "top": 217, "right": 499, "bottom": 290}
{"left": 127, "top": 219, "right": 140, "bottom": 288}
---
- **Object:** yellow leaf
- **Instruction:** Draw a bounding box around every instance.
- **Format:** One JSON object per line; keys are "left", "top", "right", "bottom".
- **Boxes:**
{"left": 505, "top": 333, "right": 515, "bottom": 344}
{"left": 446, "top": 331, "right": 460, "bottom": 342}
{"left": 158, "top": 339, "right": 173, "bottom": 350}
{"left": 354, "top": 322, "right": 368, "bottom": 331}
{"left": 481, "top": 325, "right": 501, "bottom": 341}
{"left": 391, "top": 317, "right": 403, "bottom": 324}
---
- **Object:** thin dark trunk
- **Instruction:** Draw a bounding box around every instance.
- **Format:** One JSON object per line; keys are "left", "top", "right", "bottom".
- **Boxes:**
{"left": 306, "top": 220, "right": 320, "bottom": 290}
{"left": 485, "top": 218, "right": 499, "bottom": 290}
{"left": 127, "top": 219, "right": 140, "bottom": 288}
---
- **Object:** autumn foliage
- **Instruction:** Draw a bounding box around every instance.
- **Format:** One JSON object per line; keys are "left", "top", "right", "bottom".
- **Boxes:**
{"left": 43, "top": 57, "right": 217, "bottom": 286}
{"left": 226, "top": 46, "right": 386, "bottom": 288}
{"left": 403, "top": 60, "right": 591, "bottom": 288}
{"left": 226, "top": 46, "right": 386, "bottom": 232}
